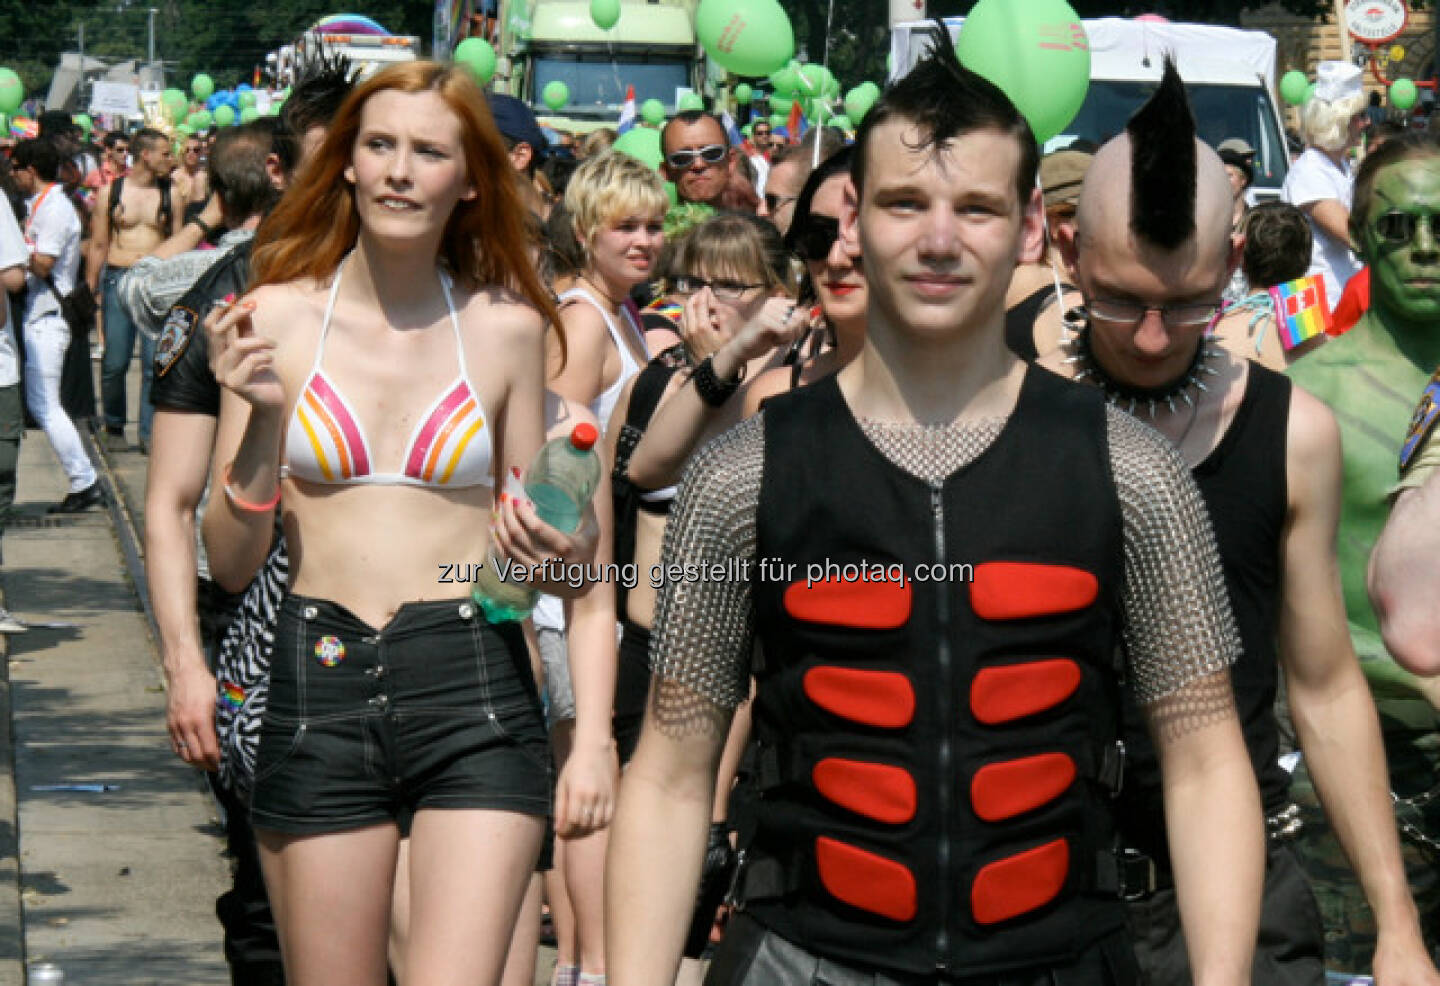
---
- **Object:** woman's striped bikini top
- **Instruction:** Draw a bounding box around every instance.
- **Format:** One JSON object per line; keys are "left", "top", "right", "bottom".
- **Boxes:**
{"left": 282, "top": 260, "right": 494, "bottom": 489}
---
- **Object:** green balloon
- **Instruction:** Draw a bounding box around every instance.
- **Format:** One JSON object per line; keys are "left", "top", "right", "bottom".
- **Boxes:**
{"left": 830, "top": 114, "right": 852, "bottom": 131}
{"left": 455, "top": 37, "right": 497, "bottom": 85}
{"left": 843, "top": 86, "right": 875, "bottom": 122}
{"left": 734, "top": 83, "right": 753, "bottom": 105}
{"left": 769, "top": 112, "right": 787, "bottom": 130}
{"left": 1391, "top": 77, "right": 1419, "bottom": 112}
{"left": 0, "top": 69, "right": 23, "bottom": 116}
{"left": 613, "top": 126, "right": 664, "bottom": 170}
{"left": 591, "top": 0, "right": 620, "bottom": 30}
{"left": 240, "top": 106, "right": 260, "bottom": 124}
{"left": 641, "top": 98, "right": 667, "bottom": 125}
{"left": 769, "top": 65, "right": 798, "bottom": 97}
{"left": 192, "top": 110, "right": 212, "bottom": 130}
{"left": 543, "top": 80, "right": 570, "bottom": 112}
{"left": 73, "top": 113, "right": 92, "bottom": 135}
{"left": 214, "top": 105, "right": 236, "bottom": 127}
{"left": 192, "top": 73, "right": 215, "bottom": 101}
{"left": 955, "top": 0, "right": 1090, "bottom": 144}
{"left": 1280, "top": 70, "right": 1309, "bottom": 107}
{"left": 696, "top": 0, "right": 794, "bottom": 78}
{"left": 238, "top": 90, "right": 257, "bottom": 109}
{"left": 177, "top": 124, "right": 193, "bottom": 136}
{"left": 768, "top": 94, "right": 793, "bottom": 115}
{"left": 678, "top": 92, "right": 704, "bottom": 112}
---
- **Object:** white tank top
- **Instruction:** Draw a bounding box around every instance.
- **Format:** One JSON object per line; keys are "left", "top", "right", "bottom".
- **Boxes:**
{"left": 534, "top": 289, "right": 649, "bottom": 632}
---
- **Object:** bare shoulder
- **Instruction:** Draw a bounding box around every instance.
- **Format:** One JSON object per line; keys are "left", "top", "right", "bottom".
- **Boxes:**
{"left": 742, "top": 365, "right": 792, "bottom": 418}
{"left": 248, "top": 281, "right": 326, "bottom": 354}
{"left": 456, "top": 283, "right": 546, "bottom": 344}
{"left": 1285, "top": 381, "right": 1342, "bottom": 474}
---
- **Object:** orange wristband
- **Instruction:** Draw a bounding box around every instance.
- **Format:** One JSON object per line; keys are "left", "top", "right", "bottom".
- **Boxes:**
{"left": 223, "top": 463, "right": 281, "bottom": 513}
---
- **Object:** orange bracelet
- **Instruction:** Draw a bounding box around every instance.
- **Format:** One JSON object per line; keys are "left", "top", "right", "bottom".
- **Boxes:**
{"left": 223, "top": 463, "right": 281, "bottom": 513}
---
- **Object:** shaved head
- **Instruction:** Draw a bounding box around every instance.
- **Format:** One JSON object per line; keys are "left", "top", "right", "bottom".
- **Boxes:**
{"left": 1076, "top": 133, "right": 1235, "bottom": 273}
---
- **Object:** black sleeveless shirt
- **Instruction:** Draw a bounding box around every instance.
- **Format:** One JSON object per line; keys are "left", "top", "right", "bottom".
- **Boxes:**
{"left": 1004, "top": 282, "right": 1073, "bottom": 362}
{"left": 1119, "top": 362, "right": 1292, "bottom": 863}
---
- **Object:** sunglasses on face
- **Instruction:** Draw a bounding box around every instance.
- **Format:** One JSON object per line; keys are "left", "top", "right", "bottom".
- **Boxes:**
{"left": 672, "top": 274, "right": 766, "bottom": 301}
{"left": 791, "top": 214, "right": 841, "bottom": 262}
{"left": 665, "top": 144, "right": 727, "bottom": 169}
{"left": 1374, "top": 210, "right": 1439, "bottom": 245}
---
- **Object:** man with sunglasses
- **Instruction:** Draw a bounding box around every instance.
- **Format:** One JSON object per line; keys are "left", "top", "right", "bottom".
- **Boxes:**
{"left": 751, "top": 121, "right": 773, "bottom": 155}
{"left": 610, "top": 36, "right": 1265, "bottom": 986}
{"left": 1042, "top": 60, "right": 1437, "bottom": 986}
{"left": 662, "top": 110, "right": 732, "bottom": 208}
{"left": 1288, "top": 132, "right": 1440, "bottom": 974}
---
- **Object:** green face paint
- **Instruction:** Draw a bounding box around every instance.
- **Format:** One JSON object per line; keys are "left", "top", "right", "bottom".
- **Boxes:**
{"left": 1360, "top": 158, "right": 1440, "bottom": 325}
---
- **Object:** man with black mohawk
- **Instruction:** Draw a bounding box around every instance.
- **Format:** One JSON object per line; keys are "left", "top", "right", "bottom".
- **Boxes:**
{"left": 608, "top": 30, "right": 1264, "bottom": 986}
{"left": 1042, "top": 58, "right": 1439, "bottom": 986}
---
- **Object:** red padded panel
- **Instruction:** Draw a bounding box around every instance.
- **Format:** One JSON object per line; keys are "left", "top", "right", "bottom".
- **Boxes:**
{"left": 971, "top": 838, "right": 1070, "bottom": 925}
{"left": 970, "top": 562, "right": 1098, "bottom": 620}
{"left": 970, "top": 753, "right": 1076, "bottom": 822}
{"left": 812, "top": 758, "right": 918, "bottom": 825}
{"left": 815, "top": 836, "right": 917, "bottom": 922}
{"left": 803, "top": 667, "right": 915, "bottom": 729}
{"left": 969, "top": 659, "right": 1081, "bottom": 725}
{"left": 782, "top": 576, "right": 912, "bottom": 629}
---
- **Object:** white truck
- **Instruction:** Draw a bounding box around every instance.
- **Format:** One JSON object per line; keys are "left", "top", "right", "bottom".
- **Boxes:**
{"left": 891, "top": 17, "right": 1291, "bottom": 199}
{"left": 278, "top": 28, "right": 421, "bottom": 85}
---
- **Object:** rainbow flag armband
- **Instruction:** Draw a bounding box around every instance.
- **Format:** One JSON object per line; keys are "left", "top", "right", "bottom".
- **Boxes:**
{"left": 1400, "top": 367, "right": 1440, "bottom": 476}
{"left": 1268, "top": 275, "right": 1330, "bottom": 351}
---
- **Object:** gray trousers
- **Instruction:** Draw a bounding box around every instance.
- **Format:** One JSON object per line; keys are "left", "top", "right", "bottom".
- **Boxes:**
{"left": 706, "top": 912, "right": 1140, "bottom": 986}
{"left": 0, "top": 383, "right": 22, "bottom": 550}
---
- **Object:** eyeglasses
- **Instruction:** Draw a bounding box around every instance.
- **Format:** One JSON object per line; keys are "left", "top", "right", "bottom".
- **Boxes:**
{"left": 1087, "top": 297, "right": 1222, "bottom": 329}
{"left": 673, "top": 274, "right": 766, "bottom": 301}
{"left": 665, "top": 144, "right": 727, "bottom": 169}
{"left": 790, "top": 215, "right": 840, "bottom": 262}
{"left": 1374, "top": 210, "right": 1439, "bottom": 245}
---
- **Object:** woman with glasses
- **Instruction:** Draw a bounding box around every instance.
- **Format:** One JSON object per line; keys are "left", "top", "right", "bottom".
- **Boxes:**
{"left": 605, "top": 212, "right": 799, "bottom": 975}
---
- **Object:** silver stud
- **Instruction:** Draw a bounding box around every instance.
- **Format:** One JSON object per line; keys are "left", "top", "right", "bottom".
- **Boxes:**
{"left": 303, "top": 605, "right": 318, "bottom": 619}
{"left": 459, "top": 602, "right": 475, "bottom": 620}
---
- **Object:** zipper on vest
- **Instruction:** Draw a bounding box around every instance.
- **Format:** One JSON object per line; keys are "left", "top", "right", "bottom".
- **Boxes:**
{"left": 930, "top": 481, "right": 953, "bottom": 973}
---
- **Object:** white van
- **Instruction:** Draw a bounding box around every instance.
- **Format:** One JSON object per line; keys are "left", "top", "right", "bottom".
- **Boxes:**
{"left": 891, "top": 17, "right": 1291, "bottom": 200}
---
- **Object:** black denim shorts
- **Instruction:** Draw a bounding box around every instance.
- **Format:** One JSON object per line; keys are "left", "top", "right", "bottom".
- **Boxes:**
{"left": 250, "top": 593, "right": 553, "bottom": 834}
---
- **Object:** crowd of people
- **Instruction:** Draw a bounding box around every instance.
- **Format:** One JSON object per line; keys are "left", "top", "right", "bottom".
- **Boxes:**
{"left": 2, "top": 23, "right": 1440, "bottom": 986}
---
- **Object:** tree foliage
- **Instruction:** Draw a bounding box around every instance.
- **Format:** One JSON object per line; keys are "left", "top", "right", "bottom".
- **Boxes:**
{"left": 0, "top": 0, "right": 435, "bottom": 101}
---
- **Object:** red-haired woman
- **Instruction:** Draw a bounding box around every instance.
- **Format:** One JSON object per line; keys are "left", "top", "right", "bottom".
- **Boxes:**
{"left": 202, "top": 61, "right": 595, "bottom": 985}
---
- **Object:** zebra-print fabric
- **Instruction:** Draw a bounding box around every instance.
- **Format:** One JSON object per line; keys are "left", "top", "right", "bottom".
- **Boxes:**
{"left": 215, "top": 540, "right": 289, "bottom": 802}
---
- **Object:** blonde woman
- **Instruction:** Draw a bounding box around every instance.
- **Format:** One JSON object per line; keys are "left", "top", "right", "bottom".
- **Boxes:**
{"left": 1281, "top": 61, "right": 1368, "bottom": 310}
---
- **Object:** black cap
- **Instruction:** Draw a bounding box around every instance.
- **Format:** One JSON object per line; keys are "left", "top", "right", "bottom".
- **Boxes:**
{"left": 486, "top": 93, "right": 549, "bottom": 163}
{"left": 1218, "top": 148, "right": 1254, "bottom": 186}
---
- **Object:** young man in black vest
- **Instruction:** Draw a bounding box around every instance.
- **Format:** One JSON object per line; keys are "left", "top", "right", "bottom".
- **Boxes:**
{"left": 1040, "top": 62, "right": 1438, "bottom": 984}
{"left": 607, "top": 36, "right": 1264, "bottom": 986}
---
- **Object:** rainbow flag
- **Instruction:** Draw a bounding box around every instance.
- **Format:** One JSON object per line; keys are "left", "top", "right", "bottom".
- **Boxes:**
{"left": 1268, "top": 274, "right": 1330, "bottom": 350}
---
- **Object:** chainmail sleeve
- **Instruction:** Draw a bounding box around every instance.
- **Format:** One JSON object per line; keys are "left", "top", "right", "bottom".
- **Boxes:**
{"left": 647, "top": 413, "right": 766, "bottom": 713}
{"left": 1106, "top": 407, "right": 1242, "bottom": 731}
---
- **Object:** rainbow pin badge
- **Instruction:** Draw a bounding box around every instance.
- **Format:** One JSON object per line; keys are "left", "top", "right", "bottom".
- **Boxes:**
{"left": 1268, "top": 275, "right": 1330, "bottom": 351}
{"left": 220, "top": 680, "right": 245, "bottom": 710}
{"left": 314, "top": 635, "right": 346, "bottom": 667}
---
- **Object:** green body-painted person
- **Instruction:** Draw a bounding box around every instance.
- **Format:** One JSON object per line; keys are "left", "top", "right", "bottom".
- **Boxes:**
{"left": 1287, "top": 133, "right": 1440, "bottom": 973}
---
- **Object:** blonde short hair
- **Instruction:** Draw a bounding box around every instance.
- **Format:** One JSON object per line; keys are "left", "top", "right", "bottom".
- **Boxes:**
{"left": 1301, "top": 92, "right": 1366, "bottom": 153}
{"left": 565, "top": 151, "right": 669, "bottom": 246}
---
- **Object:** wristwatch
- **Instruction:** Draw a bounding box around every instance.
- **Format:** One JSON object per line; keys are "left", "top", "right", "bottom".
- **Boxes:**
{"left": 692, "top": 355, "right": 745, "bottom": 407}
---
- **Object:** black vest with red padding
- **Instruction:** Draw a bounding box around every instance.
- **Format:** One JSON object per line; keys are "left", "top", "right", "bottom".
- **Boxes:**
{"left": 745, "top": 368, "right": 1128, "bottom": 978}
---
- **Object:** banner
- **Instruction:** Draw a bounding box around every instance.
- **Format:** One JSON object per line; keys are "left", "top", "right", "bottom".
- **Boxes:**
{"left": 89, "top": 81, "right": 140, "bottom": 118}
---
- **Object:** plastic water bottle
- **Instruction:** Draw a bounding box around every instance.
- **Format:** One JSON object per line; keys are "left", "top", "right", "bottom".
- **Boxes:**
{"left": 474, "top": 423, "right": 602, "bottom": 622}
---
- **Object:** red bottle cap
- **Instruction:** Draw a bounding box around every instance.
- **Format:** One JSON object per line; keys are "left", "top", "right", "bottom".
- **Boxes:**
{"left": 570, "top": 423, "right": 599, "bottom": 451}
